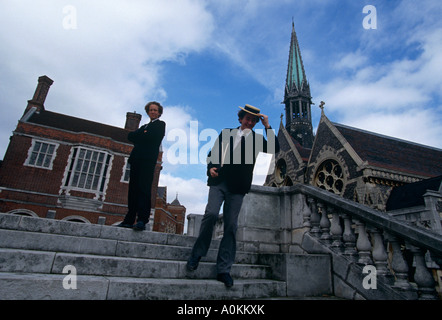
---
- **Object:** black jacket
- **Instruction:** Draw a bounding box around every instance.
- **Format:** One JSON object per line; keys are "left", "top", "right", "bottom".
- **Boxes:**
{"left": 128, "top": 119, "right": 166, "bottom": 164}
{"left": 206, "top": 127, "right": 280, "bottom": 194}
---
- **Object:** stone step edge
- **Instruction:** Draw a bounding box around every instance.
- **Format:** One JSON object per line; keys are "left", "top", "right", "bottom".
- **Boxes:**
{"left": 0, "top": 213, "right": 272, "bottom": 254}
{"left": 0, "top": 248, "right": 271, "bottom": 280}
{"left": 0, "top": 213, "right": 202, "bottom": 247}
{"left": 0, "top": 272, "right": 287, "bottom": 300}
{"left": 0, "top": 229, "right": 260, "bottom": 264}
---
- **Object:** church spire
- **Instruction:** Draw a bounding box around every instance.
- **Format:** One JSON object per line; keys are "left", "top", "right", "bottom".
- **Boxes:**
{"left": 285, "top": 21, "right": 308, "bottom": 95}
{"left": 283, "top": 21, "right": 314, "bottom": 148}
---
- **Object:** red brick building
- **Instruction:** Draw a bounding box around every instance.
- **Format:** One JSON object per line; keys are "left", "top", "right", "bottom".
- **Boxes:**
{"left": 0, "top": 75, "right": 185, "bottom": 234}
{"left": 154, "top": 187, "right": 186, "bottom": 234}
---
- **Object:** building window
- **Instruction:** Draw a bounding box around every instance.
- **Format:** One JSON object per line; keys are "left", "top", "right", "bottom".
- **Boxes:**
{"left": 25, "top": 140, "right": 58, "bottom": 169}
{"left": 314, "top": 159, "right": 345, "bottom": 195}
{"left": 121, "top": 159, "right": 130, "bottom": 183}
{"left": 64, "top": 147, "right": 112, "bottom": 192}
{"left": 301, "top": 102, "right": 308, "bottom": 118}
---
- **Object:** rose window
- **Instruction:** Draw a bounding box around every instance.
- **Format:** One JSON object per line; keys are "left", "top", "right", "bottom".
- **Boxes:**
{"left": 314, "top": 159, "right": 345, "bottom": 195}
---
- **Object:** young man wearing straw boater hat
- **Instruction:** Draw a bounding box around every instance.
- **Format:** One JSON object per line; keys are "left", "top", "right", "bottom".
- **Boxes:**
{"left": 186, "top": 104, "right": 280, "bottom": 287}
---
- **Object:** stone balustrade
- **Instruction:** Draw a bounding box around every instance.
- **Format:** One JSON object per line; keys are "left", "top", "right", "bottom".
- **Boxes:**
{"left": 298, "top": 183, "right": 441, "bottom": 299}
{"left": 387, "top": 189, "right": 442, "bottom": 234}
{"left": 188, "top": 183, "right": 442, "bottom": 299}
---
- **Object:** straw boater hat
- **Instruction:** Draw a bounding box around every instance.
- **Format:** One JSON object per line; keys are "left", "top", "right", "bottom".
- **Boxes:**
{"left": 238, "top": 104, "right": 262, "bottom": 117}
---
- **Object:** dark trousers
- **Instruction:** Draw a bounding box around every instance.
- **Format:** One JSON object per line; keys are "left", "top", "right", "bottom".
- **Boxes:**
{"left": 124, "top": 160, "right": 156, "bottom": 225}
{"left": 190, "top": 181, "right": 245, "bottom": 274}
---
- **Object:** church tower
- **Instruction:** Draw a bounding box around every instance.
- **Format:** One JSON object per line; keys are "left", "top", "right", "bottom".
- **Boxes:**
{"left": 283, "top": 22, "right": 314, "bottom": 148}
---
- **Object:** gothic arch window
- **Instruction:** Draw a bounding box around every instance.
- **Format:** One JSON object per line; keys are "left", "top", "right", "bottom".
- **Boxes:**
{"left": 274, "top": 158, "right": 295, "bottom": 186}
{"left": 275, "top": 158, "right": 287, "bottom": 184}
{"left": 314, "top": 159, "right": 346, "bottom": 195}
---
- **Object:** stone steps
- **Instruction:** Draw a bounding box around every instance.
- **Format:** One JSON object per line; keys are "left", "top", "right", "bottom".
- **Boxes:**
{"left": 0, "top": 248, "right": 269, "bottom": 280}
{"left": 0, "top": 213, "right": 286, "bottom": 299}
{"left": 0, "top": 228, "right": 258, "bottom": 265}
{"left": 0, "top": 272, "right": 285, "bottom": 300}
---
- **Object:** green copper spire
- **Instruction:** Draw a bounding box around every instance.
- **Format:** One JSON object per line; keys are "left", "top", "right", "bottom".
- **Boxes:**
{"left": 283, "top": 21, "right": 314, "bottom": 148}
{"left": 285, "top": 21, "right": 308, "bottom": 95}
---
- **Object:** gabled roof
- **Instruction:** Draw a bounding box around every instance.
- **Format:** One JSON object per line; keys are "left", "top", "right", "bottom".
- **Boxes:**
{"left": 277, "top": 121, "right": 309, "bottom": 164}
{"left": 292, "top": 138, "right": 311, "bottom": 163}
{"left": 25, "top": 109, "right": 131, "bottom": 144}
{"left": 170, "top": 197, "right": 181, "bottom": 206}
{"left": 333, "top": 122, "right": 442, "bottom": 178}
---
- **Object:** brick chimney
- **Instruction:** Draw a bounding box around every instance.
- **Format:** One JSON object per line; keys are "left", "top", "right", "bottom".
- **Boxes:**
{"left": 125, "top": 111, "right": 142, "bottom": 130}
{"left": 24, "top": 75, "right": 54, "bottom": 115}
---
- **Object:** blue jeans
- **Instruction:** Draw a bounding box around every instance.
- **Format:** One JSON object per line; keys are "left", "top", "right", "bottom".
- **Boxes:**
{"left": 190, "top": 181, "right": 245, "bottom": 274}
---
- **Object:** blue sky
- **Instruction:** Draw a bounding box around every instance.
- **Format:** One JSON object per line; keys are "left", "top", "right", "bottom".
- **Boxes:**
{"left": 1, "top": 0, "right": 441, "bottom": 216}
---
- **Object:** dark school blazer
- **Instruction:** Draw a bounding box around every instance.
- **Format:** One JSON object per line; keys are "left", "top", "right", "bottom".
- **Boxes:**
{"left": 206, "top": 126, "right": 280, "bottom": 195}
{"left": 128, "top": 119, "right": 166, "bottom": 165}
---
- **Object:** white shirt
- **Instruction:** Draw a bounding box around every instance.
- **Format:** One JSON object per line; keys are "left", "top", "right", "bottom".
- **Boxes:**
{"left": 234, "top": 128, "right": 251, "bottom": 149}
{"left": 221, "top": 128, "right": 252, "bottom": 167}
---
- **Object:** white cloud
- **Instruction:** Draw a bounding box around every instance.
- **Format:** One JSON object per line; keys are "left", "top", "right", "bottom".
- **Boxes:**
{"left": 159, "top": 172, "right": 208, "bottom": 216}
{"left": 160, "top": 105, "right": 215, "bottom": 169}
{"left": 161, "top": 105, "right": 196, "bottom": 134}
{"left": 316, "top": 18, "right": 442, "bottom": 148}
{"left": 0, "top": 0, "right": 214, "bottom": 157}
{"left": 334, "top": 51, "right": 369, "bottom": 71}
{"left": 346, "top": 109, "right": 442, "bottom": 148}
{"left": 320, "top": 80, "right": 427, "bottom": 114}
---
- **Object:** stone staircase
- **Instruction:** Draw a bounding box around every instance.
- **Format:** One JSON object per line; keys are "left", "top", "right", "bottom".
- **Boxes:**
{"left": 0, "top": 213, "right": 290, "bottom": 300}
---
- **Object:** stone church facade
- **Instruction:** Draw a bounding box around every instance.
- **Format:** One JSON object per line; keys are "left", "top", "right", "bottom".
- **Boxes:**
{"left": 265, "top": 23, "right": 442, "bottom": 212}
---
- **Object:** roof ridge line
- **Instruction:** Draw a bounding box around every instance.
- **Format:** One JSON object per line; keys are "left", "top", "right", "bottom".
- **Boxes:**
{"left": 332, "top": 122, "right": 442, "bottom": 152}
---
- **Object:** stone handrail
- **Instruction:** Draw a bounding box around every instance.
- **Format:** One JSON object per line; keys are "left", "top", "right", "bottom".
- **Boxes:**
{"left": 187, "top": 183, "right": 441, "bottom": 299}
{"left": 387, "top": 189, "right": 442, "bottom": 234}
{"left": 293, "top": 184, "right": 442, "bottom": 256}
{"left": 288, "top": 183, "right": 442, "bottom": 299}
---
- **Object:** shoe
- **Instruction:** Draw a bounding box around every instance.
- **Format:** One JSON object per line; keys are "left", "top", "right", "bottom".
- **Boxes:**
{"left": 217, "top": 273, "right": 234, "bottom": 288}
{"left": 116, "top": 222, "right": 133, "bottom": 228}
{"left": 132, "top": 221, "right": 146, "bottom": 231}
{"left": 186, "top": 256, "right": 201, "bottom": 271}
